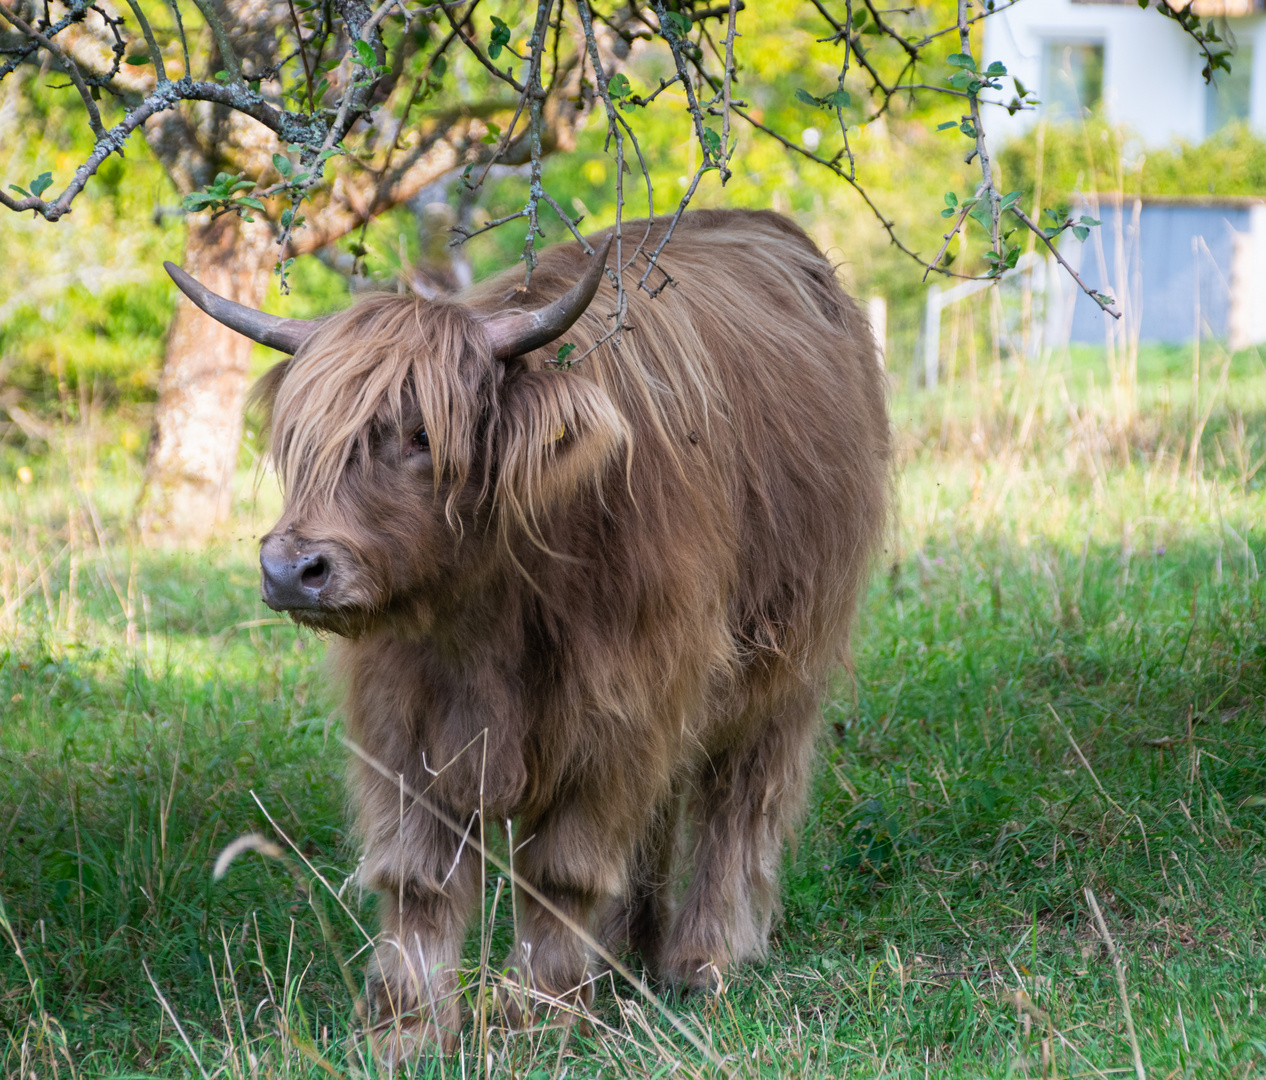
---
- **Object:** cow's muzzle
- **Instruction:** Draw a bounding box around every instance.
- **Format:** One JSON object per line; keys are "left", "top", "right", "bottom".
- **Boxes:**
{"left": 260, "top": 534, "right": 334, "bottom": 612}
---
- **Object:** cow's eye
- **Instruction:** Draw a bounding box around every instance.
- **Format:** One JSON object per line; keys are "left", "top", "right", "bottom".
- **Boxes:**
{"left": 409, "top": 427, "right": 430, "bottom": 453}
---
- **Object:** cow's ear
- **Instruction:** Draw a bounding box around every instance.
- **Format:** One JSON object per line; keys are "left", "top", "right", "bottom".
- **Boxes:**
{"left": 248, "top": 359, "right": 293, "bottom": 438}
{"left": 493, "top": 369, "right": 628, "bottom": 536}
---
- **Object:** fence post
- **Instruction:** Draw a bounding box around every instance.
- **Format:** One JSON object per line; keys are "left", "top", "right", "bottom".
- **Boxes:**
{"left": 923, "top": 284, "right": 942, "bottom": 388}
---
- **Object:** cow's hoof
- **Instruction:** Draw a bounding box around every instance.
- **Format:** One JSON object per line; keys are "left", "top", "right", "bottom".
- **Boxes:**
{"left": 659, "top": 955, "right": 727, "bottom": 998}
{"left": 368, "top": 1016, "right": 460, "bottom": 1070}
{"left": 495, "top": 964, "right": 595, "bottom": 1033}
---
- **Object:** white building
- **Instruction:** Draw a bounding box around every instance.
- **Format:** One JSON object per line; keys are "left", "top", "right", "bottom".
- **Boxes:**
{"left": 983, "top": 0, "right": 1266, "bottom": 145}
{"left": 932, "top": 0, "right": 1266, "bottom": 353}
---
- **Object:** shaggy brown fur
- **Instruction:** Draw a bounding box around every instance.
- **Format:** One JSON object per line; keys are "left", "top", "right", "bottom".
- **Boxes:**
{"left": 254, "top": 209, "right": 890, "bottom": 1061}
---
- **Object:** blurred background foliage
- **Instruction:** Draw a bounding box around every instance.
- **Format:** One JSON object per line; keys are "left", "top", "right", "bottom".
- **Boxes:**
{"left": 1, "top": 0, "right": 1263, "bottom": 474}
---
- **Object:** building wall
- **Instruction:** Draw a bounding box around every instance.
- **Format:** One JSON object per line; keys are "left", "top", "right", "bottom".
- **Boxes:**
{"left": 1060, "top": 203, "right": 1252, "bottom": 342}
{"left": 983, "top": 0, "right": 1264, "bottom": 145}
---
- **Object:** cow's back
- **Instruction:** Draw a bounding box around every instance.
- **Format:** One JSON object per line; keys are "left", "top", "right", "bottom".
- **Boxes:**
{"left": 463, "top": 209, "right": 889, "bottom": 752}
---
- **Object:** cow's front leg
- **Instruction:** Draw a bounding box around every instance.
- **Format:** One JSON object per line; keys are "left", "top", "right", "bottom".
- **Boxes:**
{"left": 501, "top": 883, "right": 600, "bottom": 1028}
{"left": 502, "top": 799, "right": 629, "bottom": 1027}
{"left": 359, "top": 791, "right": 482, "bottom": 1064}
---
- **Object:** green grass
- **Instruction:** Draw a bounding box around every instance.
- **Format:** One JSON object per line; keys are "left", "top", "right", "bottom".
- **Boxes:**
{"left": 3, "top": 348, "right": 1266, "bottom": 1078}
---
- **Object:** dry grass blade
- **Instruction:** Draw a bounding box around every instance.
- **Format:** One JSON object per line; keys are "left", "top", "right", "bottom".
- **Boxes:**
{"left": 1084, "top": 886, "right": 1146, "bottom": 1080}
{"left": 142, "top": 959, "right": 212, "bottom": 1080}
{"left": 215, "top": 815, "right": 368, "bottom": 1016}
{"left": 1051, "top": 704, "right": 1151, "bottom": 863}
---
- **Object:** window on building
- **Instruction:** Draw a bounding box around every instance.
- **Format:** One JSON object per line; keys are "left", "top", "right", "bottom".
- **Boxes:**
{"left": 1043, "top": 41, "right": 1105, "bottom": 120}
{"left": 1205, "top": 42, "right": 1252, "bottom": 136}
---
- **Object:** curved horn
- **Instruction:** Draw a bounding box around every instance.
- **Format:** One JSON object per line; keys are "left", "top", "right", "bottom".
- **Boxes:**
{"left": 163, "top": 261, "right": 319, "bottom": 355}
{"left": 482, "top": 235, "right": 613, "bottom": 360}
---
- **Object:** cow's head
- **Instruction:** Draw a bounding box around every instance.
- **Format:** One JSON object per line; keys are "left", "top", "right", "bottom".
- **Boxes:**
{"left": 164, "top": 238, "right": 624, "bottom": 636}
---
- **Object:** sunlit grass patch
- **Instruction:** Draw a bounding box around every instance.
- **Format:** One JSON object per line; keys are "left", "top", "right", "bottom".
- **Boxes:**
{"left": 3, "top": 344, "right": 1266, "bottom": 1077}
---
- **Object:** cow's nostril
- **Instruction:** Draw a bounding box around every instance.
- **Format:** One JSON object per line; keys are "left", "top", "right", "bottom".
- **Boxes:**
{"left": 300, "top": 557, "right": 328, "bottom": 590}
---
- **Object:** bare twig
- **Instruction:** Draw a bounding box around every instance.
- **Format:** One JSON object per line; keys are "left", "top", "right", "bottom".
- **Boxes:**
{"left": 189, "top": 0, "right": 244, "bottom": 84}
{"left": 123, "top": 0, "right": 170, "bottom": 83}
{"left": 957, "top": 0, "right": 998, "bottom": 255}
{"left": 578, "top": 0, "right": 629, "bottom": 335}
{"left": 718, "top": 0, "right": 738, "bottom": 182}
{"left": 0, "top": 3, "right": 106, "bottom": 136}
{"left": 1013, "top": 206, "right": 1122, "bottom": 318}
{"left": 442, "top": 0, "right": 527, "bottom": 92}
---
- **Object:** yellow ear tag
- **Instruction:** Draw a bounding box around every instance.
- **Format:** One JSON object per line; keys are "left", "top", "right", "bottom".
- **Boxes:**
{"left": 544, "top": 422, "right": 566, "bottom": 446}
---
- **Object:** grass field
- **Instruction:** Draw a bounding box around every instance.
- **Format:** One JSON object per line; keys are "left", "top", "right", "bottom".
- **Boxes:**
{"left": 3, "top": 341, "right": 1266, "bottom": 1078}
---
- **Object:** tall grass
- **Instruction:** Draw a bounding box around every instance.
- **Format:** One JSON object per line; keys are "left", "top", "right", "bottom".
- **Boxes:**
{"left": 2, "top": 338, "right": 1265, "bottom": 1078}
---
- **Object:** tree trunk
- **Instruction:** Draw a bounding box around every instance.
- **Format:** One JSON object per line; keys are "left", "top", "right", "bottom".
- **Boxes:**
{"left": 136, "top": 213, "right": 275, "bottom": 546}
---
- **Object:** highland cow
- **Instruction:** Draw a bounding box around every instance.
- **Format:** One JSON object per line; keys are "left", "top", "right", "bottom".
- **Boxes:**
{"left": 167, "top": 208, "right": 890, "bottom": 1062}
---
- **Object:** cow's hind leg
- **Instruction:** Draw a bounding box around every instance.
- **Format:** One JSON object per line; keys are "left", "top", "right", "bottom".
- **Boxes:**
{"left": 659, "top": 683, "right": 819, "bottom": 993}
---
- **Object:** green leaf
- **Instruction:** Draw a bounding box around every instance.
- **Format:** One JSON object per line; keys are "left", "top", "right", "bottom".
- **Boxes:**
{"left": 125, "top": 54, "right": 152, "bottom": 66}
{"left": 556, "top": 342, "right": 577, "bottom": 364}
{"left": 701, "top": 127, "right": 722, "bottom": 155}
{"left": 664, "top": 11, "right": 692, "bottom": 37}
{"left": 999, "top": 190, "right": 1022, "bottom": 210}
{"left": 985, "top": 61, "right": 1007, "bottom": 76}
{"left": 353, "top": 39, "right": 377, "bottom": 68}
{"left": 8, "top": 184, "right": 30, "bottom": 198}
{"left": 944, "top": 191, "right": 958, "bottom": 207}
{"left": 946, "top": 53, "right": 976, "bottom": 70}
{"left": 937, "top": 120, "right": 957, "bottom": 131}
{"left": 213, "top": 70, "right": 230, "bottom": 83}
{"left": 1072, "top": 225, "right": 1089, "bottom": 242}
{"left": 797, "top": 87, "right": 852, "bottom": 112}
{"left": 1079, "top": 215, "right": 1101, "bottom": 227}
{"left": 237, "top": 197, "right": 265, "bottom": 211}
{"left": 941, "top": 208, "right": 957, "bottom": 218}
{"left": 959, "top": 119, "right": 977, "bottom": 137}
{"left": 29, "top": 172, "right": 52, "bottom": 197}
{"left": 480, "top": 121, "right": 502, "bottom": 145}
{"left": 273, "top": 153, "right": 293, "bottom": 178}
{"left": 431, "top": 55, "right": 447, "bottom": 79}
{"left": 850, "top": 8, "right": 868, "bottom": 27}
{"left": 181, "top": 192, "right": 214, "bottom": 209}
{"left": 1014, "top": 76, "right": 1029, "bottom": 97}
{"left": 607, "top": 73, "right": 631, "bottom": 99}
{"left": 489, "top": 15, "right": 511, "bottom": 59}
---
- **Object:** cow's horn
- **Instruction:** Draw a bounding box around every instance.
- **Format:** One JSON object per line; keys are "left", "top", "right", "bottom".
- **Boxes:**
{"left": 482, "top": 235, "right": 612, "bottom": 360}
{"left": 163, "top": 261, "right": 319, "bottom": 355}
